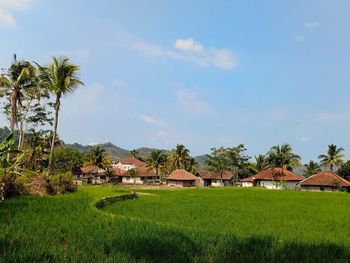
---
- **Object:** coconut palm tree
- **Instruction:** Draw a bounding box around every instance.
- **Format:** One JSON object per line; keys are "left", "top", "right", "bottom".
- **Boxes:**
{"left": 85, "top": 146, "right": 107, "bottom": 168}
{"left": 0, "top": 55, "right": 36, "bottom": 135}
{"left": 168, "top": 144, "right": 192, "bottom": 170}
{"left": 318, "top": 144, "right": 345, "bottom": 172}
{"left": 267, "top": 144, "right": 301, "bottom": 170}
{"left": 145, "top": 150, "right": 167, "bottom": 180}
{"left": 129, "top": 149, "right": 143, "bottom": 161}
{"left": 249, "top": 154, "right": 270, "bottom": 173}
{"left": 304, "top": 161, "right": 321, "bottom": 178}
{"left": 36, "top": 57, "right": 83, "bottom": 174}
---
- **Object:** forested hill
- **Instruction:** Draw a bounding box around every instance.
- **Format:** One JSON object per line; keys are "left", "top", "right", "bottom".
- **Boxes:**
{"left": 0, "top": 127, "right": 207, "bottom": 164}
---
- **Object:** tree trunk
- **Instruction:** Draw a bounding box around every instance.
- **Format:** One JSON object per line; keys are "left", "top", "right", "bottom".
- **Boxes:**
{"left": 48, "top": 94, "right": 60, "bottom": 176}
{"left": 220, "top": 171, "right": 223, "bottom": 187}
{"left": 8, "top": 90, "right": 18, "bottom": 162}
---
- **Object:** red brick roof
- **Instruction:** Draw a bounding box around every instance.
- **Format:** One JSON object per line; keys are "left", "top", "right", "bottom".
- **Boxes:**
{"left": 111, "top": 168, "right": 127, "bottom": 176}
{"left": 241, "top": 177, "right": 255, "bottom": 182}
{"left": 80, "top": 166, "right": 99, "bottom": 174}
{"left": 241, "top": 168, "right": 303, "bottom": 182}
{"left": 136, "top": 166, "right": 157, "bottom": 177}
{"left": 199, "top": 170, "right": 234, "bottom": 180}
{"left": 300, "top": 172, "right": 350, "bottom": 187}
{"left": 118, "top": 158, "right": 145, "bottom": 167}
{"left": 167, "top": 169, "right": 198, "bottom": 181}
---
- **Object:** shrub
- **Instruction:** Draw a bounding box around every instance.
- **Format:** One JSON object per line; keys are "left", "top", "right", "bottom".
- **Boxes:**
{"left": 48, "top": 172, "right": 77, "bottom": 194}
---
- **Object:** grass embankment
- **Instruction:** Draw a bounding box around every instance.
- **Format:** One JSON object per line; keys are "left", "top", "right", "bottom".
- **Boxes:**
{"left": 1, "top": 186, "right": 350, "bottom": 262}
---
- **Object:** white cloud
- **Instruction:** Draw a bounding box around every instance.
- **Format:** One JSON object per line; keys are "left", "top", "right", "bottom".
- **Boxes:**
{"left": 132, "top": 41, "right": 185, "bottom": 60}
{"left": 175, "top": 38, "right": 204, "bottom": 53}
{"left": 139, "top": 114, "right": 167, "bottom": 126}
{"left": 132, "top": 37, "right": 236, "bottom": 70}
{"left": 0, "top": 0, "right": 33, "bottom": 28}
{"left": 0, "top": 8, "right": 15, "bottom": 27}
{"left": 304, "top": 21, "right": 320, "bottom": 29}
{"left": 309, "top": 111, "right": 350, "bottom": 123}
{"left": 175, "top": 85, "right": 211, "bottom": 115}
{"left": 295, "top": 36, "right": 305, "bottom": 42}
{"left": 301, "top": 137, "right": 308, "bottom": 142}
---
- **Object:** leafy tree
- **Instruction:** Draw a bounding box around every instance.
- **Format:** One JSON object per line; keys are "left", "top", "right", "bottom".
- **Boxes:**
{"left": 84, "top": 146, "right": 107, "bottom": 168}
{"left": 129, "top": 149, "right": 144, "bottom": 161}
{"left": 146, "top": 150, "right": 167, "bottom": 180}
{"left": 205, "top": 147, "right": 230, "bottom": 186}
{"left": 304, "top": 161, "right": 321, "bottom": 178}
{"left": 225, "top": 144, "right": 251, "bottom": 180}
{"left": 338, "top": 160, "right": 350, "bottom": 181}
{"left": 249, "top": 154, "right": 270, "bottom": 173}
{"left": 167, "top": 144, "right": 192, "bottom": 171}
{"left": 51, "top": 148, "right": 83, "bottom": 174}
{"left": 127, "top": 168, "right": 138, "bottom": 186}
{"left": 318, "top": 144, "right": 345, "bottom": 172}
{"left": 267, "top": 144, "right": 301, "bottom": 170}
{"left": 36, "top": 57, "right": 83, "bottom": 174}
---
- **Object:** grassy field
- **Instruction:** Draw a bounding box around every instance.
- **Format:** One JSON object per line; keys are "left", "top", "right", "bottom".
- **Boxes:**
{"left": 1, "top": 186, "right": 350, "bottom": 262}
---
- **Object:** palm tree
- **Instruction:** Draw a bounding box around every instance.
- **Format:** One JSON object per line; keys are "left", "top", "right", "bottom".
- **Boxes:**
{"left": 267, "top": 144, "right": 301, "bottom": 170}
{"left": 318, "top": 144, "right": 345, "bottom": 172}
{"left": 129, "top": 149, "right": 143, "bottom": 161}
{"left": 168, "top": 144, "right": 192, "bottom": 170}
{"left": 304, "top": 161, "right": 321, "bottom": 178}
{"left": 146, "top": 150, "right": 167, "bottom": 180}
{"left": 36, "top": 57, "right": 83, "bottom": 174}
{"left": 85, "top": 146, "right": 107, "bottom": 168}
{"left": 249, "top": 154, "right": 270, "bottom": 173}
{"left": 0, "top": 55, "right": 36, "bottom": 135}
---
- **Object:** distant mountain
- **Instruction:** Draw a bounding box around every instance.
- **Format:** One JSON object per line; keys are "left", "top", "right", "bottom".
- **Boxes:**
{"left": 194, "top": 154, "right": 208, "bottom": 168}
{"left": 66, "top": 142, "right": 170, "bottom": 161}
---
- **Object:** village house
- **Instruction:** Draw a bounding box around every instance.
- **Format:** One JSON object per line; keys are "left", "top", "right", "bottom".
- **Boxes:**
{"left": 198, "top": 170, "right": 235, "bottom": 187}
{"left": 110, "top": 168, "right": 127, "bottom": 184}
{"left": 167, "top": 169, "right": 203, "bottom": 187}
{"left": 120, "top": 166, "right": 159, "bottom": 185}
{"left": 240, "top": 168, "right": 304, "bottom": 190}
{"left": 74, "top": 166, "right": 106, "bottom": 184}
{"left": 112, "top": 157, "right": 145, "bottom": 171}
{"left": 299, "top": 172, "right": 350, "bottom": 192}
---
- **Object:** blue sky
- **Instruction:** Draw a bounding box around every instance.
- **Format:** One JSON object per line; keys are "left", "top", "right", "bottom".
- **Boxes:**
{"left": 1, "top": 0, "right": 350, "bottom": 162}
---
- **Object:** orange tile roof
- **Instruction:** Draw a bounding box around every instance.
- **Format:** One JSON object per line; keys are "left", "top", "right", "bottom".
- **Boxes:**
{"left": 111, "top": 168, "right": 127, "bottom": 176}
{"left": 119, "top": 158, "right": 145, "bottom": 167}
{"left": 300, "top": 172, "right": 350, "bottom": 187}
{"left": 241, "top": 168, "right": 304, "bottom": 182}
{"left": 80, "top": 166, "right": 99, "bottom": 174}
{"left": 240, "top": 177, "right": 255, "bottom": 182}
{"left": 199, "top": 170, "right": 234, "bottom": 180}
{"left": 136, "top": 166, "right": 157, "bottom": 177}
{"left": 167, "top": 169, "right": 198, "bottom": 181}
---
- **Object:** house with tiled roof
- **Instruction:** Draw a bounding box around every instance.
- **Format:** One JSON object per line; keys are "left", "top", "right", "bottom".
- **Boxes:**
{"left": 120, "top": 166, "right": 159, "bottom": 185}
{"left": 112, "top": 157, "right": 145, "bottom": 171}
{"left": 299, "top": 172, "right": 350, "bottom": 191}
{"left": 167, "top": 169, "right": 203, "bottom": 187}
{"left": 240, "top": 168, "right": 304, "bottom": 190}
{"left": 198, "top": 170, "right": 235, "bottom": 187}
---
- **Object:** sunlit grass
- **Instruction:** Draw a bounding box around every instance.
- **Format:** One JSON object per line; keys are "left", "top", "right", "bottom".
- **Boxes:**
{"left": 1, "top": 186, "right": 350, "bottom": 262}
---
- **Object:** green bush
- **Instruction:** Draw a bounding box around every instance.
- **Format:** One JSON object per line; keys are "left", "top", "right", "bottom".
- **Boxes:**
{"left": 48, "top": 172, "right": 77, "bottom": 194}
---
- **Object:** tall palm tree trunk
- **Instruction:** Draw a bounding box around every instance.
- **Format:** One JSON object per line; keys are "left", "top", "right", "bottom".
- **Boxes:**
{"left": 8, "top": 90, "right": 18, "bottom": 161}
{"left": 48, "top": 94, "right": 60, "bottom": 175}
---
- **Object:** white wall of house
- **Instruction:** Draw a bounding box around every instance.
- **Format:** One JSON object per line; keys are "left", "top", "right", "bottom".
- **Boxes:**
{"left": 258, "top": 180, "right": 299, "bottom": 190}
{"left": 112, "top": 162, "right": 136, "bottom": 171}
{"left": 121, "top": 176, "right": 143, "bottom": 184}
{"left": 242, "top": 182, "right": 254, "bottom": 187}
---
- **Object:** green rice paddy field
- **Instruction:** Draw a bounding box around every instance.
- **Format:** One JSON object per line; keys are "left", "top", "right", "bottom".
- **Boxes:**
{"left": 1, "top": 186, "right": 350, "bottom": 262}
